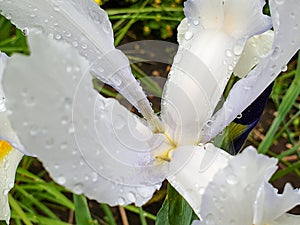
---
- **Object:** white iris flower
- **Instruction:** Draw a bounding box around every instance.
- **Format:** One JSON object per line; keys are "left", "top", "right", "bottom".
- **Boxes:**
{"left": 0, "top": 0, "right": 300, "bottom": 224}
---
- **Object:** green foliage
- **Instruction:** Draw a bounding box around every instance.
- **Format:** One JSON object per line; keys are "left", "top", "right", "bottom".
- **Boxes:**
{"left": 74, "top": 195, "right": 99, "bottom": 225}
{"left": 156, "top": 184, "right": 197, "bottom": 225}
{"left": 0, "top": 15, "right": 29, "bottom": 55}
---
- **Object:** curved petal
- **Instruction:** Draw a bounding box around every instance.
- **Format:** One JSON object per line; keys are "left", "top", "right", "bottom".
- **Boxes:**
{"left": 271, "top": 213, "right": 300, "bottom": 225}
{"left": 222, "top": 0, "right": 271, "bottom": 38}
{"left": 0, "top": 52, "right": 8, "bottom": 111}
{"left": 196, "top": 147, "right": 300, "bottom": 225}
{"left": 234, "top": 30, "right": 274, "bottom": 78}
{"left": 0, "top": 53, "right": 24, "bottom": 224}
{"left": 167, "top": 143, "right": 230, "bottom": 217}
{"left": 2, "top": 34, "right": 170, "bottom": 206}
{"left": 0, "top": 0, "right": 162, "bottom": 132}
{"left": 203, "top": 0, "right": 300, "bottom": 141}
{"left": 254, "top": 183, "right": 300, "bottom": 225}
{"left": 161, "top": 0, "right": 271, "bottom": 145}
{"left": 183, "top": 0, "right": 271, "bottom": 37}
{"left": 0, "top": 142, "right": 23, "bottom": 224}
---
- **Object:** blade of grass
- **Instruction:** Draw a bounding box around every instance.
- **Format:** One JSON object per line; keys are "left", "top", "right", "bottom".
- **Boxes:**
{"left": 258, "top": 52, "right": 300, "bottom": 154}
{"left": 8, "top": 194, "right": 33, "bottom": 225}
{"left": 139, "top": 207, "right": 148, "bottom": 225}
{"left": 14, "top": 186, "right": 59, "bottom": 219}
{"left": 101, "top": 204, "right": 117, "bottom": 225}
{"left": 270, "top": 160, "right": 300, "bottom": 182}
{"left": 124, "top": 205, "right": 156, "bottom": 221}
{"left": 74, "top": 194, "right": 95, "bottom": 225}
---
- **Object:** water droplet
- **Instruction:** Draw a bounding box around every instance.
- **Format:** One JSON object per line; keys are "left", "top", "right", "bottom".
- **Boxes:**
{"left": 55, "top": 34, "right": 62, "bottom": 40}
{"left": 138, "top": 187, "right": 153, "bottom": 198}
{"left": 184, "top": 31, "right": 194, "bottom": 40}
{"left": 66, "top": 66, "right": 72, "bottom": 73}
{"left": 68, "top": 125, "right": 75, "bottom": 134}
{"left": 236, "top": 113, "right": 242, "bottom": 119}
{"left": 271, "top": 46, "right": 280, "bottom": 60}
{"left": 118, "top": 197, "right": 125, "bottom": 205}
{"left": 54, "top": 164, "right": 60, "bottom": 169}
{"left": 193, "top": 19, "right": 199, "bottom": 26}
{"left": 72, "top": 41, "right": 78, "bottom": 47}
{"left": 73, "top": 183, "right": 83, "bottom": 195}
{"left": 57, "top": 176, "right": 66, "bottom": 185}
{"left": 91, "top": 172, "right": 98, "bottom": 182}
{"left": 294, "top": 24, "right": 299, "bottom": 30}
{"left": 205, "top": 213, "right": 216, "bottom": 225}
{"left": 53, "top": 6, "right": 60, "bottom": 11}
{"left": 24, "top": 96, "right": 36, "bottom": 106}
{"left": 5, "top": 13, "right": 12, "bottom": 20}
{"left": 226, "top": 174, "right": 238, "bottom": 185}
{"left": 281, "top": 65, "right": 288, "bottom": 72}
{"left": 168, "top": 70, "right": 175, "bottom": 76}
{"left": 81, "top": 43, "right": 87, "bottom": 49}
{"left": 126, "top": 192, "right": 136, "bottom": 202}
{"left": 226, "top": 50, "right": 233, "bottom": 57}
{"left": 30, "top": 126, "right": 38, "bottom": 136}
{"left": 65, "top": 31, "right": 72, "bottom": 37}
{"left": 233, "top": 44, "right": 244, "bottom": 56}
{"left": 205, "top": 120, "right": 212, "bottom": 127}
{"left": 22, "top": 28, "right": 29, "bottom": 36}
{"left": 290, "top": 12, "right": 296, "bottom": 18}
{"left": 228, "top": 65, "right": 234, "bottom": 71}
{"left": 45, "top": 138, "right": 54, "bottom": 149}
{"left": 60, "top": 142, "right": 67, "bottom": 150}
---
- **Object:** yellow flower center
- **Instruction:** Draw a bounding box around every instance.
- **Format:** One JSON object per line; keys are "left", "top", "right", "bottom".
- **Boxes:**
{"left": 0, "top": 140, "right": 13, "bottom": 161}
{"left": 155, "top": 132, "right": 177, "bottom": 162}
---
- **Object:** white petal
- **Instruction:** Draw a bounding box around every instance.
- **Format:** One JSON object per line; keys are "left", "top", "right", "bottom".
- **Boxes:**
{"left": 0, "top": 0, "right": 162, "bottom": 132}
{"left": 191, "top": 220, "right": 201, "bottom": 225}
{"left": 3, "top": 34, "right": 169, "bottom": 206}
{"left": 0, "top": 52, "right": 8, "bottom": 111}
{"left": 254, "top": 183, "right": 300, "bottom": 225}
{"left": 184, "top": 0, "right": 271, "bottom": 38}
{"left": 0, "top": 144, "right": 23, "bottom": 224}
{"left": 162, "top": 0, "right": 270, "bottom": 145}
{"left": 183, "top": 0, "right": 223, "bottom": 30}
{"left": 161, "top": 54, "right": 218, "bottom": 145}
{"left": 271, "top": 213, "right": 300, "bottom": 225}
{"left": 222, "top": 0, "right": 271, "bottom": 38}
{"left": 0, "top": 52, "right": 25, "bottom": 154}
{"left": 198, "top": 147, "right": 278, "bottom": 224}
{"left": 203, "top": 0, "right": 300, "bottom": 141}
{"left": 234, "top": 30, "right": 274, "bottom": 78}
{"left": 167, "top": 143, "right": 230, "bottom": 217}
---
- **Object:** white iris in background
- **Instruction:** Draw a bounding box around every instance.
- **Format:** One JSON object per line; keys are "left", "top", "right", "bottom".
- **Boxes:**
{"left": 0, "top": 0, "right": 300, "bottom": 224}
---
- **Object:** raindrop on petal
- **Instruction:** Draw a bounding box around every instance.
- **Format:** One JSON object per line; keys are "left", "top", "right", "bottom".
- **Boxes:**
{"left": 226, "top": 174, "right": 238, "bottom": 185}
{"left": 57, "top": 176, "right": 66, "bottom": 185}
{"left": 73, "top": 183, "right": 83, "bottom": 195}
{"left": 184, "top": 31, "right": 194, "bottom": 40}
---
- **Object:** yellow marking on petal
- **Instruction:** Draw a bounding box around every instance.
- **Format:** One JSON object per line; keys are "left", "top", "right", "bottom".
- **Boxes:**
{"left": 164, "top": 132, "right": 176, "bottom": 147}
{"left": 94, "top": 0, "right": 102, "bottom": 5}
{"left": 155, "top": 147, "right": 175, "bottom": 162}
{"left": 155, "top": 132, "right": 177, "bottom": 162}
{"left": 0, "top": 140, "right": 13, "bottom": 161}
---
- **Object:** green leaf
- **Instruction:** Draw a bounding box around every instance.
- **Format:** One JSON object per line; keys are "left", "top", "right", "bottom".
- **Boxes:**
{"left": 258, "top": 52, "right": 300, "bottom": 154}
{"left": 156, "top": 184, "right": 196, "bottom": 225}
{"left": 74, "top": 194, "right": 98, "bottom": 225}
